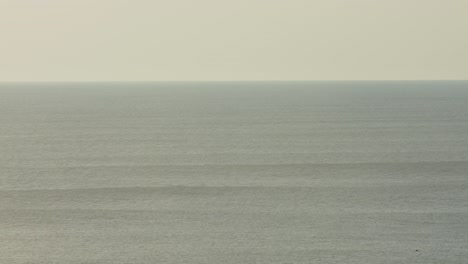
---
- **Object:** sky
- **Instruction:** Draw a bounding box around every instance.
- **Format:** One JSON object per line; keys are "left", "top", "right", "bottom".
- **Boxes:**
{"left": 0, "top": 0, "right": 467, "bottom": 81}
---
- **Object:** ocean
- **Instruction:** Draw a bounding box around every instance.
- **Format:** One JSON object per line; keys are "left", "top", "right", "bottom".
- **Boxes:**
{"left": 1, "top": 81, "right": 467, "bottom": 263}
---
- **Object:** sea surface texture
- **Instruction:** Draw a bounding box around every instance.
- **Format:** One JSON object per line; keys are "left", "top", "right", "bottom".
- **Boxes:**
{"left": 1, "top": 81, "right": 467, "bottom": 264}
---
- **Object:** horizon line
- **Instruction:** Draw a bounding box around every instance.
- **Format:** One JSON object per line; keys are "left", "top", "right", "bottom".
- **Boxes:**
{"left": 1, "top": 79, "right": 468, "bottom": 84}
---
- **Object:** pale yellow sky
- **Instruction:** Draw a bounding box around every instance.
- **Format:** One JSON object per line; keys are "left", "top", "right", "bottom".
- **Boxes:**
{"left": 0, "top": 0, "right": 467, "bottom": 81}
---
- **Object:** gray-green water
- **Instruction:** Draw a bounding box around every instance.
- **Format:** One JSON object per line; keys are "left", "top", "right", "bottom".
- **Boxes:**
{"left": 1, "top": 81, "right": 468, "bottom": 263}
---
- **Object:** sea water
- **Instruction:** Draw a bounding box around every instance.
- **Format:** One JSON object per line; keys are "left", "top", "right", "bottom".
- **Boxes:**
{"left": 1, "top": 81, "right": 467, "bottom": 263}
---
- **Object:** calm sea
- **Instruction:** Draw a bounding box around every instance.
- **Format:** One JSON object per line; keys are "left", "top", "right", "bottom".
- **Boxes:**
{"left": 1, "top": 81, "right": 467, "bottom": 263}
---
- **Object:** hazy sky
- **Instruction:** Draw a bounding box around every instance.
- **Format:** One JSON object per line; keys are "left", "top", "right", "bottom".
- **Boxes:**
{"left": 1, "top": 0, "right": 467, "bottom": 81}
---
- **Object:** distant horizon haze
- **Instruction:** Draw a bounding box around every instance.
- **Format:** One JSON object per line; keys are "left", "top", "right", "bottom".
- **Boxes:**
{"left": 1, "top": 0, "right": 467, "bottom": 82}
